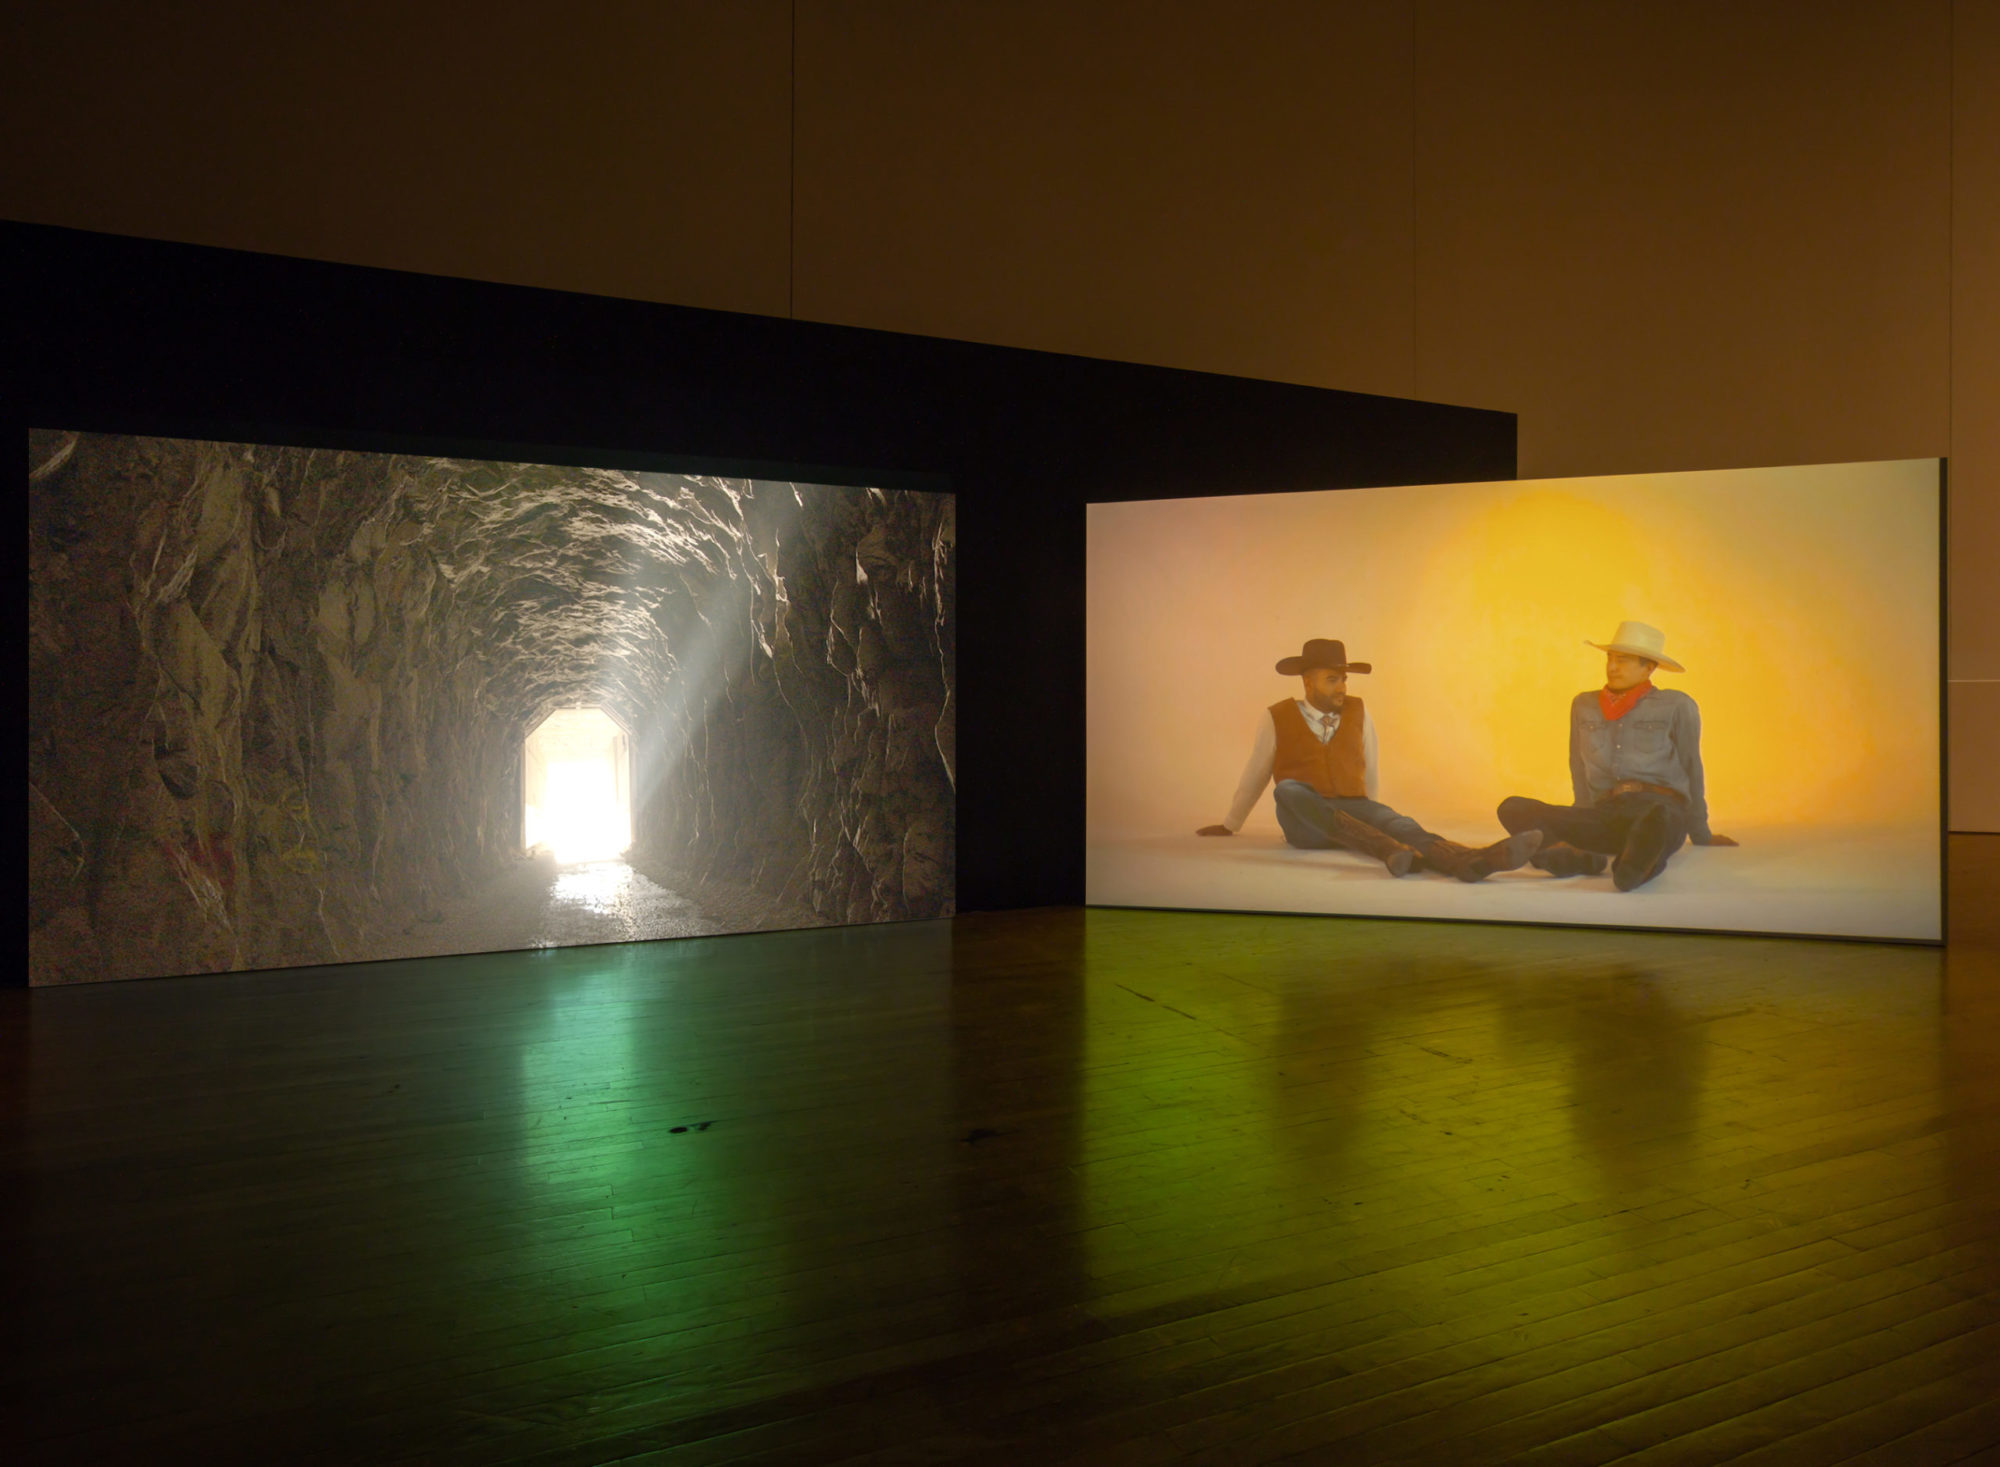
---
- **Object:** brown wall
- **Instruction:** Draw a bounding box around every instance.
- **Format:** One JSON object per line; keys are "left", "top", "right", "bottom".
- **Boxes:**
{"left": 7, "top": 0, "right": 1993, "bottom": 827}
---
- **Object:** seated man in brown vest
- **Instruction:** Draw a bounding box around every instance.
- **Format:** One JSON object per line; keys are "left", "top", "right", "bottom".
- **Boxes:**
{"left": 1196, "top": 639, "right": 1542, "bottom": 881}
{"left": 1496, "top": 621, "right": 1737, "bottom": 891}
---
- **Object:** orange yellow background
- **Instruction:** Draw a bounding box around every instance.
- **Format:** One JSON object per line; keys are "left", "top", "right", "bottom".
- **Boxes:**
{"left": 1087, "top": 461, "right": 1941, "bottom": 840}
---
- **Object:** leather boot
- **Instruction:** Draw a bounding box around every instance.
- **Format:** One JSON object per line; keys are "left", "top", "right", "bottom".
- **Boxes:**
{"left": 1480, "top": 828, "right": 1544, "bottom": 875}
{"left": 1417, "top": 839, "right": 1481, "bottom": 881}
{"left": 1531, "top": 841, "right": 1609, "bottom": 878}
{"left": 1420, "top": 830, "right": 1543, "bottom": 882}
{"left": 1326, "top": 810, "right": 1418, "bottom": 877}
{"left": 1613, "top": 804, "right": 1674, "bottom": 891}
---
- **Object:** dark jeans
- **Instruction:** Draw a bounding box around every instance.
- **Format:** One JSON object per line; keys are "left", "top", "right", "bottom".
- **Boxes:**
{"left": 1274, "top": 779, "right": 1440, "bottom": 851}
{"left": 1497, "top": 791, "right": 1689, "bottom": 864}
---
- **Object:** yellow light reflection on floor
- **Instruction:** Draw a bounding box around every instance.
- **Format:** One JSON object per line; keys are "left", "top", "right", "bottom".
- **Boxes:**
{"left": 1074, "top": 906, "right": 1955, "bottom": 1326}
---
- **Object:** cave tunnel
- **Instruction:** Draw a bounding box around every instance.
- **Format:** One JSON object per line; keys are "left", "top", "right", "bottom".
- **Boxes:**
{"left": 27, "top": 431, "right": 957, "bottom": 984}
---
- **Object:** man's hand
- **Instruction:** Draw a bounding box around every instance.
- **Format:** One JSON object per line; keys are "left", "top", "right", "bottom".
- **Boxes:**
{"left": 1195, "top": 824, "right": 1234, "bottom": 837}
{"left": 1694, "top": 833, "right": 1740, "bottom": 846}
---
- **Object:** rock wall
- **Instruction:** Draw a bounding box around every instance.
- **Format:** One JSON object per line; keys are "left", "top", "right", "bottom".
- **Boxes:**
{"left": 27, "top": 431, "right": 955, "bottom": 984}
{"left": 630, "top": 484, "right": 957, "bottom": 924}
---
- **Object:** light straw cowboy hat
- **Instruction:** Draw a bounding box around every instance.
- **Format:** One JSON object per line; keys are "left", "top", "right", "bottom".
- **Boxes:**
{"left": 1585, "top": 621, "right": 1684, "bottom": 673}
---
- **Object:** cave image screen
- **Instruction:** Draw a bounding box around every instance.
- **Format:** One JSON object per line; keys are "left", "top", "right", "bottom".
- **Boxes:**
{"left": 28, "top": 430, "right": 956, "bottom": 984}
{"left": 1087, "top": 461, "right": 1942, "bottom": 942}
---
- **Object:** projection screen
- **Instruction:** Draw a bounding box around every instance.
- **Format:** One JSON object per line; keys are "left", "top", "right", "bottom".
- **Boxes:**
{"left": 28, "top": 430, "right": 955, "bottom": 984}
{"left": 1087, "top": 461, "right": 1942, "bottom": 942}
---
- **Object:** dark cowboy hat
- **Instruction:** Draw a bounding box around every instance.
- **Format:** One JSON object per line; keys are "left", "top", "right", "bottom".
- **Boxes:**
{"left": 1275, "top": 638, "right": 1372, "bottom": 676}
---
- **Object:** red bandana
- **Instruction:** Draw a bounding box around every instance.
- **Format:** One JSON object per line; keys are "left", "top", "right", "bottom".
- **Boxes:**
{"left": 1599, "top": 680, "right": 1654, "bottom": 722}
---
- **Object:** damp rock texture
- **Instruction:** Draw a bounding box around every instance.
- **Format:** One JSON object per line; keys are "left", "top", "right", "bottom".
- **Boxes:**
{"left": 27, "top": 430, "right": 955, "bottom": 984}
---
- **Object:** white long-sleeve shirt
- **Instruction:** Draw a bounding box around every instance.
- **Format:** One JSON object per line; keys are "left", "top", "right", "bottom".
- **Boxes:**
{"left": 1222, "top": 701, "right": 1380, "bottom": 831}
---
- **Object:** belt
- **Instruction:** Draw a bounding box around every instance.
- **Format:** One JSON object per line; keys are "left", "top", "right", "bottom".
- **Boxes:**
{"left": 1607, "top": 780, "right": 1685, "bottom": 805}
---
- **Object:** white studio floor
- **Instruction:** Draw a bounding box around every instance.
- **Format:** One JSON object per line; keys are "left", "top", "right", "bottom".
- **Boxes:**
{"left": 1085, "top": 822, "right": 1943, "bottom": 941}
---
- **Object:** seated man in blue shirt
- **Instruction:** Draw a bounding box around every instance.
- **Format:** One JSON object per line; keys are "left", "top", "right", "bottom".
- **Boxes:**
{"left": 1496, "top": 621, "right": 1737, "bottom": 891}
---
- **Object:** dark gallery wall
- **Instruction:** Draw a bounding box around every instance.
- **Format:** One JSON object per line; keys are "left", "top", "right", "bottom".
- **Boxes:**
{"left": 4, "top": 0, "right": 1991, "bottom": 825}
{"left": 11, "top": 225, "right": 1513, "bottom": 943}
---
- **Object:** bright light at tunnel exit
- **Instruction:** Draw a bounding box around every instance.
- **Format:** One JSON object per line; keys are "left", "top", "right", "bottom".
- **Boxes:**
{"left": 542, "top": 760, "right": 627, "bottom": 863}
{"left": 523, "top": 708, "right": 632, "bottom": 865}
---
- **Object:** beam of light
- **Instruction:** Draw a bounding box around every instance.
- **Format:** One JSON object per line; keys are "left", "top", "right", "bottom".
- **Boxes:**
{"left": 622, "top": 474, "right": 804, "bottom": 814}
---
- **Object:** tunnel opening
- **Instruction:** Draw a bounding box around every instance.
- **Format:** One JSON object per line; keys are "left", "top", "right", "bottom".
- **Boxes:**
{"left": 522, "top": 707, "right": 632, "bottom": 865}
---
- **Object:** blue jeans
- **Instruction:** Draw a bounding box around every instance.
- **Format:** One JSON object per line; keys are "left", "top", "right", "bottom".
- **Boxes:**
{"left": 1273, "top": 779, "right": 1439, "bottom": 852}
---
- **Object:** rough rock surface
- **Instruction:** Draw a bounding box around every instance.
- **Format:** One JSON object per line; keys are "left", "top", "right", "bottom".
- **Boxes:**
{"left": 27, "top": 431, "right": 955, "bottom": 984}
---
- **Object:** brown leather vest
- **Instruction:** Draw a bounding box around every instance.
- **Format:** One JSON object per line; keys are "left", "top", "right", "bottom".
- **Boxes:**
{"left": 1269, "top": 697, "right": 1368, "bottom": 799}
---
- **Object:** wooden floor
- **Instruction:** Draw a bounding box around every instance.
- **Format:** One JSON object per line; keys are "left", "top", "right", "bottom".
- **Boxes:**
{"left": 7, "top": 841, "right": 1999, "bottom": 1465}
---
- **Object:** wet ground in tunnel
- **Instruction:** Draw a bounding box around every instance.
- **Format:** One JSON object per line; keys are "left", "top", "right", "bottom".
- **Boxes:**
{"left": 366, "top": 851, "right": 721, "bottom": 964}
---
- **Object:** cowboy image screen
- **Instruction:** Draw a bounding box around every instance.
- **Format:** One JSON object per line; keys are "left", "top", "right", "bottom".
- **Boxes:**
{"left": 1086, "top": 461, "right": 1941, "bottom": 942}
{"left": 28, "top": 430, "right": 955, "bottom": 985}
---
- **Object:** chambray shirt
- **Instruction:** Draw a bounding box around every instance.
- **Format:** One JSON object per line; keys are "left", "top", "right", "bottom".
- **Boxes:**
{"left": 1569, "top": 686, "right": 1711, "bottom": 841}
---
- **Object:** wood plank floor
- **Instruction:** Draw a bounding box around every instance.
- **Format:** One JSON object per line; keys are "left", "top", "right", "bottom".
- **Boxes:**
{"left": 6, "top": 838, "right": 1998, "bottom": 1465}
